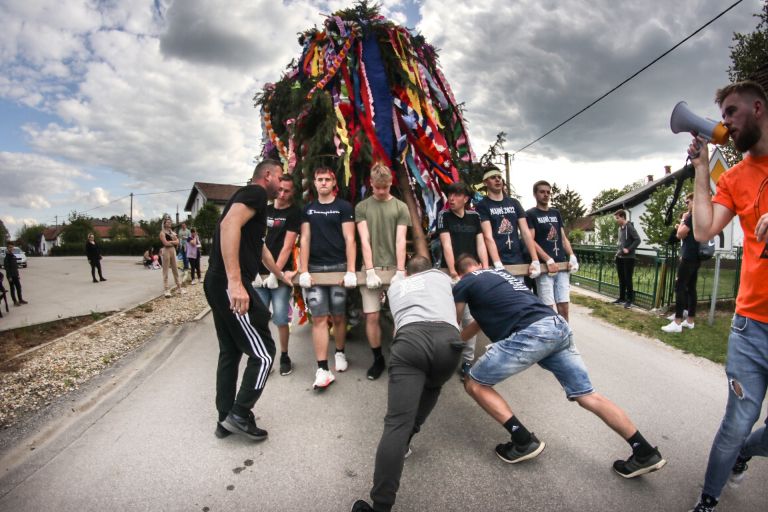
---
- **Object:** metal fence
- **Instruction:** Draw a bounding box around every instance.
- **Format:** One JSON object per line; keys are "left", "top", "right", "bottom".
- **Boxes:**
{"left": 570, "top": 245, "right": 742, "bottom": 311}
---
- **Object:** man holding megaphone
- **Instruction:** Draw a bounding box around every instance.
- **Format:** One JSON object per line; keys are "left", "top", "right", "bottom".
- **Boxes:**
{"left": 683, "top": 80, "right": 768, "bottom": 512}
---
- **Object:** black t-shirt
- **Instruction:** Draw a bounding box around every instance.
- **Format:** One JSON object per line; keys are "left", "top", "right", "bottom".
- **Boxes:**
{"left": 526, "top": 207, "right": 567, "bottom": 263}
{"left": 453, "top": 269, "right": 554, "bottom": 341}
{"left": 208, "top": 185, "right": 268, "bottom": 282}
{"left": 437, "top": 209, "right": 482, "bottom": 263}
{"left": 681, "top": 214, "right": 700, "bottom": 261}
{"left": 301, "top": 197, "right": 355, "bottom": 266}
{"left": 476, "top": 196, "right": 527, "bottom": 264}
{"left": 258, "top": 203, "right": 301, "bottom": 274}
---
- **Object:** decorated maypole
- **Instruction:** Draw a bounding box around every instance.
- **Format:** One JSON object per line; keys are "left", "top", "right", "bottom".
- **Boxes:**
{"left": 256, "top": 1, "right": 475, "bottom": 256}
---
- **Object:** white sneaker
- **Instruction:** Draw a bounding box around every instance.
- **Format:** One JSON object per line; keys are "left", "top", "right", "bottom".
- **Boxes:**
{"left": 164, "top": 289, "right": 172, "bottom": 298}
{"left": 682, "top": 321, "right": 695, "bottom": 329}
{"left": 179, "top": 287, "right": 186, "bottom": 295}
{"left": 666, "top": 310, "right": 688, "bottom": 321}
{"left": 190, "top": 279, "right": 196, "bottom": 285}
{"left": 313, "top": 368, "right": 335, "bottom": 389}
{"left": 334, "top": 351, "right": 348, "bottom": 372}
{"left": 661, "top": 321, "right": 682, "bottom": 333}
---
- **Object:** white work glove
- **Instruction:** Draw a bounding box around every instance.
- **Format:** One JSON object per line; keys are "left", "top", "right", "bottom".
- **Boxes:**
{"left": 493, "top": 261, "right": 504, "bottom": 270}
{"left": 343, "top": 271, "right": 358, "bottom": 288}
{"left": 252, "top": 274, "right": 264, "bottom": 288}
{"left": 265, "top": 272, "right": 279, "bottom": 289}
{"left": 529, "top": 260, "right": 541, "bottom": 279}
{"left": 299, "top": 272, "right": 312, "bottom": 289}
{"left": 569, "top": 254, "right": 579, "bottom": 273}
{"left": 365, "top": 268, "right": 382, "bottom": 289}
{"left": 390, "top": 270, "right": 405, "bottom": 285}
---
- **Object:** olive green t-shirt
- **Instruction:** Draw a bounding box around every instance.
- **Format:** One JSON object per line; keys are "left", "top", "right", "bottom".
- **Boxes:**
{"left": 355, "top": 196, "right": 411, "bottom": 268}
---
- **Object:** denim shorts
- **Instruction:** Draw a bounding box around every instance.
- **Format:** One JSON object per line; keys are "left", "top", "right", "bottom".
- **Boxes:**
{"left": 469, "top": 315, "right": 594, "bottom": 399}
{"left": 536, "top": 271, "right": 570, "bottom": 305}
{"left": 254, "top": 284, "right": 292, "bottom": 326}
{"left": 304, "top": 263, "right": 347, "bottom": 317}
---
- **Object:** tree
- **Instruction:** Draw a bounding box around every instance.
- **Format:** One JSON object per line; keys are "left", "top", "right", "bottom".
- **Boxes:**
{"left": 568, "top": 228, "right": 586, "bottom": 245}
{"left": 595, "top": 215, "right": 619, "bottom": 246}
{"left": 139, "top": 217, "right": 164, "bottom": 241}
{"left": 590, "top": 188, "right": 623, "bottom": 212}
{"left": 62, "top": 212, "right": 94, "bottom": 244}
{"left": 551, "top": 184, "right": 586, "bottom": 229}
{"left": 108, "top": 221, "right": 133, "bottom": 240}
{"left": 16, "top": 223, "right": 46, "bottom": 254}
{"left": 192, "top": 203, "right": 221, "bottom": 242}
{"left": 0, "top": 218, "right": 9, "bottom": 246}
{"left": 639, "top": 181, "right": 693, "bottom": 248}
{"left": 720, "top": 2, "right": 768, "bottom": 167}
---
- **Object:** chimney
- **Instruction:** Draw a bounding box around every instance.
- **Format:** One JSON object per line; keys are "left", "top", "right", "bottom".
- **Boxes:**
{"left": 647, "top": 174, "right": 654, "bottom": 183}
{"left": 664, "top": 165, "right": 672, "bottom": 175}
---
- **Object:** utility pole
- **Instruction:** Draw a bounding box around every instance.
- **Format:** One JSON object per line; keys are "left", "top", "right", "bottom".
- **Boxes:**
{"left": 175, "top": 204, "right": 179, "bottom": 225}
{"left": 55, "top": 215, "right": 58, "bottom": 229}
{"left": 129, "top": 192, "right": 134, "bottom": 238}
{"left": 504, "top": 152, "right": 511, "bottom": 194}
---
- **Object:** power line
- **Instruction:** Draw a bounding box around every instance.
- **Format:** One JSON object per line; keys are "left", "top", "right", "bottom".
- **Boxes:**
{"left": 512, "top": 0, "right": 745, "bottom": 156}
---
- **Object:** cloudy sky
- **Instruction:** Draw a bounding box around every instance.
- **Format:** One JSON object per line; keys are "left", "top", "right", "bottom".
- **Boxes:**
{"left": 0, "top": 0, "right": 763, "bottom": 237}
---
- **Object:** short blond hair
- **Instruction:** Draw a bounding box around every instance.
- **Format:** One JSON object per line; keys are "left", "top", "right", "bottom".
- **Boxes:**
{"left": 370, "top": 162, "right": 393, "bottom": 187}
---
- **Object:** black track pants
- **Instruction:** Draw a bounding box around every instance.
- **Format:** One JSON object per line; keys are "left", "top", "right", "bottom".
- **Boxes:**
{"left": 204, "top": 271, "right": 275, "bottom": 419}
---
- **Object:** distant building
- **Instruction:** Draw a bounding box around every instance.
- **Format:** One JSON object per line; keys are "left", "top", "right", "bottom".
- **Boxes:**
{"left": 40, "top": 226, "right": 65, "bottom": 255}
{"left": 39, "top": 222, "right": 147, "bottom": 255}
{"left": 184, "top": 182, "right": 241, "bottom": 218}
{"left": 569, "top": 216, "right": 596, "bottom": 244}
{"left": 589, "top": 149, "right": 742, "bottom": 251}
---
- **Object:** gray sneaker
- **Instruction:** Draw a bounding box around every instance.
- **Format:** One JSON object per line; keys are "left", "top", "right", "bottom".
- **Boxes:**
{"left": 612, "top": 448, "right": 666, "bottom": 478}
{"left": 495, "top": 434, "right": 545, "bottom": 464}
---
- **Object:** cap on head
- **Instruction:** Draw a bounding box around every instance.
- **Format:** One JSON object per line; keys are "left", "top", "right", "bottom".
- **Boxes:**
{"left": 482, "top": 166, "right": 503, "bottom": 181}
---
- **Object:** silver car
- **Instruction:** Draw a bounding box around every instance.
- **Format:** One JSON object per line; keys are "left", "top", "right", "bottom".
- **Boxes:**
{"left": 0, "top": 246, "right": 28, "bottom": 268}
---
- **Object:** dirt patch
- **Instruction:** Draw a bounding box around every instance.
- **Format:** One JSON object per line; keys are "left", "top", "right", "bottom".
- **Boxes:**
{"left": 0, "top": 312, "right": 113, "bottom": 368}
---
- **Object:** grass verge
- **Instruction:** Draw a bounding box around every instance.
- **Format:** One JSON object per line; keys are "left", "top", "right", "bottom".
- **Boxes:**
{"left": 571, "top": 294, "right": 731, "bottom": 364}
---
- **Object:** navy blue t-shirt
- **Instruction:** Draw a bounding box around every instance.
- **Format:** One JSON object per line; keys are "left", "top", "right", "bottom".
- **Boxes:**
{"left": 453, "top": 269, "right": 554, "bottom": 341}
{"left": 476, "top": 196, "right": 526, "bottom": 264}
{"left": 301, "top": 197, "right": 355, "bottom": 266}
{"left": 681, "top": 214, "right": 700, "bottom": 261}
{"left": 526, "top": 207, "right": 567, "bottom": 263}
{"left": 208, "top": 185, "right": 268, "bottom": 283}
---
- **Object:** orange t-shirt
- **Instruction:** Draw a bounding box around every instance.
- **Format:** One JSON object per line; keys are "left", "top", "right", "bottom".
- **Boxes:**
{"left": 713, "top": 154, "right": 768, "bottom": 323}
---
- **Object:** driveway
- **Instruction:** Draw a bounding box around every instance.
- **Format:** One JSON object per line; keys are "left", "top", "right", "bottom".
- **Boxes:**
{"left": 0, "top": 256, "right": 207, "bottom": 331}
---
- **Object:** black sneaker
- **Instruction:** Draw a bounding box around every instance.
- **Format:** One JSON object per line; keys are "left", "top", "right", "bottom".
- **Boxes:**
{"left": 214, "top": 422, "right": 231, "bottom": 439}
{"left": 221, "top": 411, "right": 268, "bottom": 441}
{"left": 459, "top": 361, "right": 472, "bottom": 382}
{"left": 495, "top": 434, "right": 545, "bottom": 464}
{"left": 280, "top": 356, "right": 293, "bottom": 376}
{"left": 611, "top": 298, "right": 624, "bottom": 305}
{"left": 367, "top": 357, "right": 386, "bottom": 380}
{"left": 351, "top": 500, "right": 375, "bottom": 512}
{"left": 689, "top": 494, "right": 718, "bottom": 512}
{"left": 612, "top": 447, "right": 666, "bottom": 478}
{"left": 623, "top": 301, "right": 632, "bottom": 309}
{"left": 728, "top": 454, "right": 751, "bottom": 488}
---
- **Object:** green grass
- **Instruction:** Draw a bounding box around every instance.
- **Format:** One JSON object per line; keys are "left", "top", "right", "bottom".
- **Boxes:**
{"left": 571, "top": 294, "right": 731, "bottom": 364}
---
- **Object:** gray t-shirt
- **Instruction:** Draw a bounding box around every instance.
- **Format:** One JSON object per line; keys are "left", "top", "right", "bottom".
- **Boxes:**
{"left": 387, "top": 269, "right": 459, "bottom": 333}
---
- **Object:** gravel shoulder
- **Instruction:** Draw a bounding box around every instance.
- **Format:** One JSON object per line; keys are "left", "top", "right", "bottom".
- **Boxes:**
{"left": 0, "top": 279, "right": 209, "bottom": 429}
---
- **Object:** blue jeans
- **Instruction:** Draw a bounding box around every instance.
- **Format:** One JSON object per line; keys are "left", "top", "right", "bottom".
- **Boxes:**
{"left": 703, "top": 314, "right": 768, "bottom": 498}
{"left": 469, "top": 315, "right": 593, "bottom": 399}
{"left": 254, "top": 284, "right": 292, "bottom": 326}
{"left": 180, "top": 246, "right": 189, "bottom": 270}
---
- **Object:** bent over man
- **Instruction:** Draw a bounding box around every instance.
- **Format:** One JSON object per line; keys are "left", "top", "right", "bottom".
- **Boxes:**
{"left": 352, "top": 255, "right": 463, "bottom": 512}
{"left": 204, "top": 159, "right": 290, "bottom": 441}
{"left": 454, "top": 255, "right": 666, "bottom": 479}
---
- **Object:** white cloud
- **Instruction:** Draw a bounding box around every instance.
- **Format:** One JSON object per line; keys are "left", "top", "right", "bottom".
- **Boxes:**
{"left": 0, "top": 152, "right": 87, "bottom": 210}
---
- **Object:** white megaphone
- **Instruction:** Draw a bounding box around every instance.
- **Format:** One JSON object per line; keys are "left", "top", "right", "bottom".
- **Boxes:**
{"left": 670, "top": 101, "right": 729, "bottom": 145}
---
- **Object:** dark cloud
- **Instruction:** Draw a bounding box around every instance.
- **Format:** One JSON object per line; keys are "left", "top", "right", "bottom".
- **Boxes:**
{"left": 159, "top": 0, "right": 264, "bottom": 70}
{"left": 420, "top": 0, "right": 763, "bottom": 162}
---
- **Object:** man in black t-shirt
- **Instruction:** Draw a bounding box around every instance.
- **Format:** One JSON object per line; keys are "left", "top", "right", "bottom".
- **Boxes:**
{"left": 437, "top": 181, "right": 487, "bottom": 379}
{"left": 254, "top": 175, "right": 300, "bottom": 375}
{"left": 204, "top": 159, "right": 291, "bottom": 442}
{"left": 298, "top": 166, "right": 357, "bottom": 390}
{"left": 526, "top": 180, "right": 578, "bottom": 321}
{"left": 453, "top": 254, "right": 666, "bottom": 479}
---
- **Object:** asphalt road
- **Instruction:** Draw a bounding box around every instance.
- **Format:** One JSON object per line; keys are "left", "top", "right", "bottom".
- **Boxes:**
{"left": 0, "top": 300, "right": 765, "bottom": 511}
{"left": 0, "top": 256, "right": 207, "bottom": 331}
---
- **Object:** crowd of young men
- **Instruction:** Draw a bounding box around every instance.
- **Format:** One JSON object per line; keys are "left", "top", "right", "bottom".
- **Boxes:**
{"left": 203, "top": 79, "right": 767, "bottom": 512}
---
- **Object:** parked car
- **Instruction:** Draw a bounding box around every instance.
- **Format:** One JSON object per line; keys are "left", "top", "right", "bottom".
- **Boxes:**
{"left": 0, "top": 246, "right": 28, "bottom": 268}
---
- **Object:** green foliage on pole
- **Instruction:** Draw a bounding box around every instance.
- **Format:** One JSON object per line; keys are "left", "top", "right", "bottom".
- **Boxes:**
{"left": 192, "top": 202, "right": 220, "bottom": 242}
{"left": 639, "top": 181, "right": 693, "bottom": 248}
